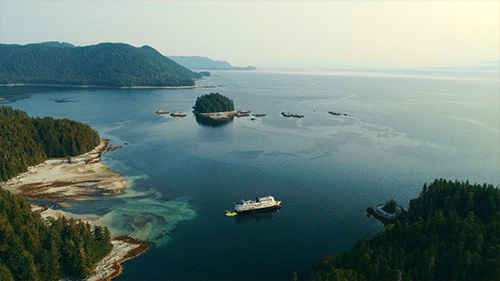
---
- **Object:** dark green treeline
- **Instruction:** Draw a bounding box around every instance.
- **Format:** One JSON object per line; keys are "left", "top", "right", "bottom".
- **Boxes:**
{"left": 313, "top": 179, "right": 500, "bottom": 281}
{"left": 0, "top": 106, "right": 100, "bottom": 181}
{"left": 0, "top": 188, "right": 113, "bottom": 281}
{"left": 193, "top": 92, "right": 235, "bottom": 113}
{"left": 0, "top": 106, "right": 112, "bottom": 280}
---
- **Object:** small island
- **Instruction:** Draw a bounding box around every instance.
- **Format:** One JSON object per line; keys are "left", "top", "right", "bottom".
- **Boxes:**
{"left": 193, "top": 92, "right": 236, "bottom": 120}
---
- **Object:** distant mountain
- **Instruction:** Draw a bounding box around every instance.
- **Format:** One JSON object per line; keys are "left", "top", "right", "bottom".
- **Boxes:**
{"left": 168, "top": 56, "right": 257, "bottom": 70}
{"left": 0, "top": 42, "right": 203, "bottom": 87}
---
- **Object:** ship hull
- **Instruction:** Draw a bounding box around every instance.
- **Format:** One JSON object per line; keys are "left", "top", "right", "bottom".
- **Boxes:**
{"left": 235, "top": 202, "right": 281, "bottom": 214}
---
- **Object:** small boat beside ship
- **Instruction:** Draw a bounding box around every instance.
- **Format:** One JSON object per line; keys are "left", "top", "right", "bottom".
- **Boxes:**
{"left": 234, "top": 195, "right": 281, "bottom": 213}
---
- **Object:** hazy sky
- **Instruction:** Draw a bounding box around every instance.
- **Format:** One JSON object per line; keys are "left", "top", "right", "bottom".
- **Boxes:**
{"left": 1, "top": 1, "right": 498, "bottom": 67}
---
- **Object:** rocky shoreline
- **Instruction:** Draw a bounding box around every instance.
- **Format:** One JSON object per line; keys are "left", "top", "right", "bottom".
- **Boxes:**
{"left": 366, "top": 206, "right": 406, "bottom": 225}
{"left": 1, "top": 139, "right": 125, "bottom": 205}
{"left": 1, "top": 139, "right": 152, "bottom": 280}
{"left": 89, "top": 236, "right": 152, "bottom": 281}
{"left": 194, "top": 110, "right": 238, "bottom": 120}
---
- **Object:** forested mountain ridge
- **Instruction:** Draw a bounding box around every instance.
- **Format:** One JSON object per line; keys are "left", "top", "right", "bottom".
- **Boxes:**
{"left": 0, "top": 42, "right": 202, "bottom": 87}
{"left": 169, "top": 55, "right": 257, "bottom": 70}
{"left": 0, "top": 106, "right": 100, "bottom": 181}
{"left": 313, "top": 179, "right": 500, "bottom": 281}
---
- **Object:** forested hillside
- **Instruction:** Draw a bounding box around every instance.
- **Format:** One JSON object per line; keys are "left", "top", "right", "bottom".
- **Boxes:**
{"left": 0, "top": 42, "right": 202, "bottom": 87}
{"left": 0, "top": 106, "right": 112, "bottom": 281}
{"left": 0, "top": 106, "right": 100, "bottom": 181}
{"left": 0, "top": 187, "right": 113, "bottom": 281}
{"left": 313, "top": 179, "right": 500, "bottom": 281}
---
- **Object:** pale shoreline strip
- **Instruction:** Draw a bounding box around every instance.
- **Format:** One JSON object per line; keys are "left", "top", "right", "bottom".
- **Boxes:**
{"left": 0, "top": 83, "right": 196, "bottom": 89}
{"left": 87, "top": 236, "right": 152, "bottom": 281}
{"left": 194, "top": 110, "right": 237, "bottom": 120}
{"left": 1, "top": 139, "right": 151, "bottom": 281}
{"left": 1, "top": 139, "right": 125, "bottom": 202}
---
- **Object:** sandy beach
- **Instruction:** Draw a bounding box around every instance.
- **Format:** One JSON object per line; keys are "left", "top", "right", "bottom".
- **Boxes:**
{"left": 1, "top": 139, "right": 152, "bottom": 280}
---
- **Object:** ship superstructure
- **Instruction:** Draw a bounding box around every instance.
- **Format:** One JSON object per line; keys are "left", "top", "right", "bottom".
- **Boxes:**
{"left": 234, "top": 196, "right": 281, "bottom": 213}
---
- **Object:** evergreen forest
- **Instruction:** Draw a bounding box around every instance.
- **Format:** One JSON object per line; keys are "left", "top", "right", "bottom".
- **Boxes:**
{"left": 0, "top": 42, "right": 202, "bottom": 87}
{"left": 193, "top": 92, "right": 235, "bottom": 113}
{"left": 313, "top": 179, "right": 500, "bottom": 281}
{"left": 0, "top": 106, "right": 112, "bottom": 280}
{"left": 0, "top": 187, "right": 113, "bottom": 281}
{"left": 0, "top": 106, "right": 100, "bottom": 181}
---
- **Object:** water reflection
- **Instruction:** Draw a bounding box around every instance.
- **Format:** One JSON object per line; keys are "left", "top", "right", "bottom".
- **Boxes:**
{"left": 233, "top": 210, "right": 279, "bottom": 223}
{"left": 195, "top": 115, "right": 234, "bottom": 127}
{"left": 0, "top": 85, "right": 79, "bottom": 102}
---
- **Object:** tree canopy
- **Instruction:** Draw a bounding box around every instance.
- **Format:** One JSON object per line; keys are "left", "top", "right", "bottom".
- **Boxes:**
{"left": 313, "top": 179, "right": 500, "bottom": 281}
{"left": 193, "top": 92, "right": 235, "bottom": 113}
{"left": 382, "top": 199, "right": 398, "bottom": 213}
{"left": 0, "top": 106, "right": 100, "bottom": 181}
{"left": 0, "top": 187, "right": 113, "bottom": 280}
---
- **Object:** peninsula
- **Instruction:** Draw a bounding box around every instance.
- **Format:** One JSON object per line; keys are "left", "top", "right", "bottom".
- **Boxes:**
{"left": 0, "top": 107, "right": 151, "bottom": 280}
{"left": 315, "top": 179, "right": 500, "bottom": 281}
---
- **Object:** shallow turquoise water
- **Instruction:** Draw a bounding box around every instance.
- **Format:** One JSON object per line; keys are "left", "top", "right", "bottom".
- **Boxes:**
{"left": 1, "top": 67, "right": 498, "bottom": 280}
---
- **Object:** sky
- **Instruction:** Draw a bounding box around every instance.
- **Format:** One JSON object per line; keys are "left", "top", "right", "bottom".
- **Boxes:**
{"left": 0, "top": 1, "right": 498, "bottom": 67}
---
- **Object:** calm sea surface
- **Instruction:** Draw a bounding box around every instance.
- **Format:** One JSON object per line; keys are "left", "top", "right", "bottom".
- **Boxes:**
{"left": 1, "top": 67, "right": 499, "bottom": 280}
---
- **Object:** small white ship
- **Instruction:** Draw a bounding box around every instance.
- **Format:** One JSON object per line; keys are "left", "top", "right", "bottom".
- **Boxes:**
{"left": 234, "top": 196, "right": 282, "bottom": 213}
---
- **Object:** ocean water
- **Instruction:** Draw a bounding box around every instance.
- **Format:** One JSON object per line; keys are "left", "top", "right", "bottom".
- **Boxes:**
{"left": 1, "top": 67, "right": 498, "bottom": 280}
